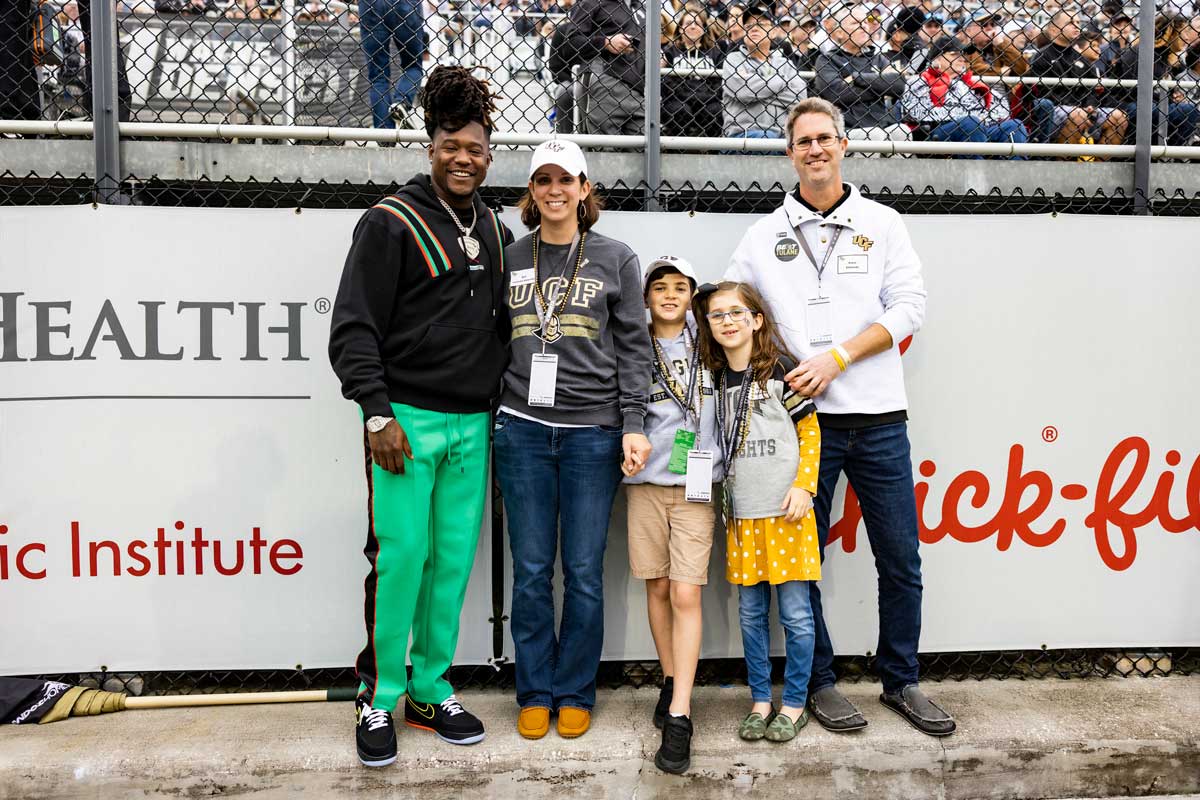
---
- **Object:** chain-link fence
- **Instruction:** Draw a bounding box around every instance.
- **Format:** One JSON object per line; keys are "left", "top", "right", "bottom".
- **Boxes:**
{"left": 5, "top": 0, "right": 1200, "bottom": 150}
{"left": 22, "top": 648, "right": 1197, "bottom": 697}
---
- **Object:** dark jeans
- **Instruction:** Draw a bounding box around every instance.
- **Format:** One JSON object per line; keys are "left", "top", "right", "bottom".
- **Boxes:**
{"left": 493, "top": 412, "right": 624, "bottom": 711}
{"left": 359, "top": 0, "right": 425, "bottom": 128}
{"left": 808, "top": 421, "right": 923, "bottom": 695}
{"left": 1125, "top": 101, "right": 1200, "bottom": 146}
{"left": 928, "top": 116, "right": 1029, "bottom": 159}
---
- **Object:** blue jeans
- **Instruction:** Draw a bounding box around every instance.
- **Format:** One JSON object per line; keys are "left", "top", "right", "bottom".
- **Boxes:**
{"left": 929, "top": 116, "right": 1029, "bottom": 159}
{"left": 1029, "top": 97, "right": 1058, "bottom": 143}
{"left": 808, "top": 422, "right": 923, "bottom": 695}
{"left": 1125, "top": 101, "right": 1200, "bottom": 146}
{"left": 359, "top": 0, "right": 425, "bottom": 129}
{"left": 738, "top": 580, "right": 815, "bottom": 708}
{"left": 493, "top": 412, "right": 624, "bottom": 711}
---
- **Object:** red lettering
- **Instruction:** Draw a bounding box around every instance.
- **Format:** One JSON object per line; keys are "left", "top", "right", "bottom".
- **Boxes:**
{"left": 249, "top": 527, "right": 267, "bottom": 574}
{"left": 154, "top": 526, "right": 171, "bottom": 576}
{"left": 127, "top": 539, "right": 152, "bottom": 577}
{"left": 1086, "top": 437, "right": 1153, "bottom": 571}
{"left": 213, "top": 540, "right": 244, "bottom": 576}
{"left": 828, "top": 485, "right": 860, "bottom": 553}
{"left": 191, "top": 528, "right": 210, "bottom": 575}
{"left": 17, "top": 543, "right": 45, "bottom": 579}
{"left": 88, "top": 539, "right": 121, "bottom": 577}
{"left": 269, "top": 539, "right": 303, "bottom": 575}
{"left": 71, "top": 521, "right": 80, "bottom": 577}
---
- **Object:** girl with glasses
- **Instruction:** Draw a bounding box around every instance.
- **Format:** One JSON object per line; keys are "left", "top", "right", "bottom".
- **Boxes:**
{"left": 693, "top": 280, "right": 823, "bottom": 745}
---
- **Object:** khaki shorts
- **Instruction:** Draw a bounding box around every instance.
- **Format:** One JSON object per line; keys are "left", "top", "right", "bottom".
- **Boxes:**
{"left": 625, "top": 483, "right": 716, "bottom": 585}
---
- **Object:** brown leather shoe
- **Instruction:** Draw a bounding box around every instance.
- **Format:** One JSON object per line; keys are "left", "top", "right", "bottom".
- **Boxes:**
{"left": 517, "top": 706, "right": 550, "bottom": 739}
{"left": 556, "top": 707, "right": 591, "bottom": 738}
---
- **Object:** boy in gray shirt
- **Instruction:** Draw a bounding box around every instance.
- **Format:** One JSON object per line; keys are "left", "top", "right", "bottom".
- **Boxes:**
{"left": 624, "top": 256, "right": 724, "bottom": 775}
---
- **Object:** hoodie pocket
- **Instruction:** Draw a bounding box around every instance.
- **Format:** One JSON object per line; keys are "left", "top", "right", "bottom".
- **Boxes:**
{"left": 399, "top": 322, "right": 506, "bottom": 402}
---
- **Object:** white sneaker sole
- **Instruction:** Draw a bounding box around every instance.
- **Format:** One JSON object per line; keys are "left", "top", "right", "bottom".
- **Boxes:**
{"left": 357, "top": 751, "right": 397, "bottom": 767}
{"left": 437, "top": 731, "right": 485, "bottom": 745}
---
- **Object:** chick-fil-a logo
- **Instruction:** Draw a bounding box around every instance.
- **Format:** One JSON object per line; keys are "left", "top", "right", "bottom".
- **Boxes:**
{"left": 829, "top": 437, "right": 1199, "bottom": 572}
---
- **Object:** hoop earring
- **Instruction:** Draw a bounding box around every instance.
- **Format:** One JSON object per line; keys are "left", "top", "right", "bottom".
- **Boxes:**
{"left": 577, "top": 203, "right": 586, "bottom": 222}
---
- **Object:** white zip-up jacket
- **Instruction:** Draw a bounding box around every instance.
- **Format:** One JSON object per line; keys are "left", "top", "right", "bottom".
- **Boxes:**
{"left": 725, "top": 184, "right": 926, "bottom": 417}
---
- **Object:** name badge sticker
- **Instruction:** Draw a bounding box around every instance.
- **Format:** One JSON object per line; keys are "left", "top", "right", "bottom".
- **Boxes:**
{"left": 510, "top": 268, "right": 536, "bottom": 287}
{"left": 806, "top": 296, "right": 833, "bottom": 347}
{"left": 837, "top": 254, "right": 869, "bottom": 274}
{"left": 685, "top": 450, "right": 714, "bottom": 503}
{"left": 528, "top": 353, "right": 558, "bottom": 407}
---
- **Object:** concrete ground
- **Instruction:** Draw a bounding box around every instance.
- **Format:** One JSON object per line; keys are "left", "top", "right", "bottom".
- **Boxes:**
{"left": 1, "top": 677, "right": 1197, "bottom": 800}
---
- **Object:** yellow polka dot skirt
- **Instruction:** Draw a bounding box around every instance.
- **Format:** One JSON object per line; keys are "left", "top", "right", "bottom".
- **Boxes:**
{"left": 726, "top": 513, "right": 821, "bottom": 586}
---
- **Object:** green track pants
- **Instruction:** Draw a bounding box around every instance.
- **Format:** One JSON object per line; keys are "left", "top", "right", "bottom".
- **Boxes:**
{"left": 356, "top": 402, "right": 490, "bottom": 711}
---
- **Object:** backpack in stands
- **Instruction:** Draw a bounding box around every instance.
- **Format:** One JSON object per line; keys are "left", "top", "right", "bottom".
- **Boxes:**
{"left": 30, "top": 0, "right": 64, "bottom": 67}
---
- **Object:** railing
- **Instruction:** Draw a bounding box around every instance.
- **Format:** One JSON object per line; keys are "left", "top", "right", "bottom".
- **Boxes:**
{"left": 5, "top": 0, "right": 1199, "bottom": 209}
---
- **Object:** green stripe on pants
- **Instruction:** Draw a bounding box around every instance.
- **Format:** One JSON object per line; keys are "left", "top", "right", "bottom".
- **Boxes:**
{"left": 357, "top": 402, "right": 490, "bottom": 711}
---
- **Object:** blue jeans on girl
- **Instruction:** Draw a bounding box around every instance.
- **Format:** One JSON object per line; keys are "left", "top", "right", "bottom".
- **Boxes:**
{"left": 738, "top": 579, "right": 816, "bottom": 708}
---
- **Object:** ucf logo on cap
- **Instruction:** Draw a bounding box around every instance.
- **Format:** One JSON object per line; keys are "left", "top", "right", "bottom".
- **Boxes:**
{"left": 546, "top": 140, "right": 566, "bottom": 152}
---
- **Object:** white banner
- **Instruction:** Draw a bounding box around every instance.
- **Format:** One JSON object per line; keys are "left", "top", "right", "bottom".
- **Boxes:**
{"left": 1, "top": 205, "right": 1197, "bottom": 674}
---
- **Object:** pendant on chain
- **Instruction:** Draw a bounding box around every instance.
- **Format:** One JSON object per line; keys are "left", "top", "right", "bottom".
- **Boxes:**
{"left": 540, "top": 313, "right": 563, "bottom": 344}
{"left": 459, "top": 235, "right": 480, "bottom": 260}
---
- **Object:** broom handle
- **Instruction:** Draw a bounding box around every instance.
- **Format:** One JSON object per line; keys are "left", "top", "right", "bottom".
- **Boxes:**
{"left": 124, "top": 687, "right": 357, "bottom": 709}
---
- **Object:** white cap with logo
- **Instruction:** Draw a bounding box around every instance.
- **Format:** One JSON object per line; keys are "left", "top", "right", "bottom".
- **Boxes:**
{"left": 528, "top": 139, "right": 589, "bottom": 179}
{"left": 643, "top": 255, "right": 699, "bottom": 293}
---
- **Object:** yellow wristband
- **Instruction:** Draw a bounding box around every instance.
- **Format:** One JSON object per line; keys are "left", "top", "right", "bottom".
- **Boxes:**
{"left": 829, "top": 347, "right": 848, "bottom": 372}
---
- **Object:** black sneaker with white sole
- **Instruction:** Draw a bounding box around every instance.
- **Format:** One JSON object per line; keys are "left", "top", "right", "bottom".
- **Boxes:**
{"left": 404, "top": 694, "right": 486, "bottom": 745}
{"left": 355, "top": 696, "right": 397, "bottom": 767}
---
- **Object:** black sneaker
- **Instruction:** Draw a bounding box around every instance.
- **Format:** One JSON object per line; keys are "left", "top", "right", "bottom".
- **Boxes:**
{"left": 653, "top": 678, "right": 674, "bottom": 729}
{"left": 654, "top": 714, "right": 692, "bottom": 774}
{"left": 404, "top": 694, "right": 486, "bottom": 745}
{"left": 355, "top": 696, "right": 397, "bottom": 767}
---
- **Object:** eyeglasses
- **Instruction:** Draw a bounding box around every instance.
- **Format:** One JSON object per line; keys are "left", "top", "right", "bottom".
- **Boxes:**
{"left": 791, "top": 133, "right": 839, "bottom": 149}
{"left": 706, "top": 307, "right": 753, "bottom": 323}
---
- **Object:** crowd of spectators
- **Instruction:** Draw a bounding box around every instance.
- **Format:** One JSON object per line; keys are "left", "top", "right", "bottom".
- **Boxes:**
{"left": 5, "top": 0, "right": 1199, "bottom": 149}
{"left": 556, "top": 0, "right": 1200, "bottom": 149}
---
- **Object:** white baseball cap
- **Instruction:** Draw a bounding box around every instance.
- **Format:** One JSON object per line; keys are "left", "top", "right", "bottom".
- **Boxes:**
{"left": 643, "top": 255, "right": 699, "bottom": 293}
{"left": 528, "top": 139, "right": 589, "bottom": 180}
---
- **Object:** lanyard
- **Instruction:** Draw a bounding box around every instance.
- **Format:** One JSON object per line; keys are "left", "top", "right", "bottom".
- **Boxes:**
{"left": 652, "top": 328, "right": 702, "bottom": 426}
{"left": 795, "top": 224, "right": 843, "bottom": 294}
{"left": 714, "top": 366, "right": 754, "bottom": 466}
{"left": 532, "top": 231, "right": 582, "bottom": 331}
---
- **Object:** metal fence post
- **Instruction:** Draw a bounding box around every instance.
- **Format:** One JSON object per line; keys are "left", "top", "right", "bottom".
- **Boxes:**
{"left": 644, "top": 0, "right": 662, "bottom": 211}
{"left": 1132, "top": 0, "right": 1155, "bottom": 215}
{"left": 90, "top": 0, "right": 121, "bottom": 204}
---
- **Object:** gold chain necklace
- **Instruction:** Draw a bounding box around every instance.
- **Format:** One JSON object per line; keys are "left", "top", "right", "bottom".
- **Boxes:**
{"left": 532, "top": 229, "right": 587, "bottom": 344}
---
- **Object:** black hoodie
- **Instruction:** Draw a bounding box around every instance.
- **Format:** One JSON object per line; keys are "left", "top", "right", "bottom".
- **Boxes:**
{"left": 329, "top": 174, "right": 514, "bottom": 418}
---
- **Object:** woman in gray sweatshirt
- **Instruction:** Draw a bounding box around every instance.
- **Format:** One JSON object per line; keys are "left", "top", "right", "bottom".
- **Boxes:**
{"left": 494, "top": 139, "right": 652, "bottom": 740}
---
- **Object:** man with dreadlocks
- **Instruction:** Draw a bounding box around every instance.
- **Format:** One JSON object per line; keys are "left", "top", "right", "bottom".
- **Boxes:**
{"left": 330, "top": 65, "right": 513, "bottom": 766}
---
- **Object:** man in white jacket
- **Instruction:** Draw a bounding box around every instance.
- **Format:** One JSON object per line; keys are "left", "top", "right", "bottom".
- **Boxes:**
{"left": 724, "top": 97, "right": 955, "bottom": 738}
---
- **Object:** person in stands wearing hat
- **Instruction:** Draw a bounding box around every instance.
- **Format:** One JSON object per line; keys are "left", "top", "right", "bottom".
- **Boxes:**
{"left": 901, "top": 36, "right": 1028, "bottom": 152}
{"left": 781, "top": 14, "right": 821, "bottom": 72}
{"left": 495, "top": 139, "right": 652, "bottom": 742}
{"left": 960, "top": 9, "right": 1030, "bottom": 78}
{"left": 625, "top": 255, "right": 724, "bottom": 775}
{"left": 721, "top": 3, "right": 807, "bottom": 139}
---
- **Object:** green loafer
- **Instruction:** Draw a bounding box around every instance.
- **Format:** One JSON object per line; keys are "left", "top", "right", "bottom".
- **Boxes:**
{"left": 738, "top": 709, "right": 776, "bottom": 741}
{"left": 765, "top": 709, "right": 809, "bottom": 742}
